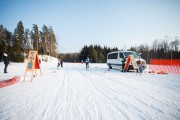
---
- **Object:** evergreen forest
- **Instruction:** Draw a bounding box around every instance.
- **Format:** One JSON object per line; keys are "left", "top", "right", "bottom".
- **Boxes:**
{"left": 1, "top": 21, "right": 180, "bottom": 63}
{"left": 0, "top": 21, "right": 57, "bottom": 62}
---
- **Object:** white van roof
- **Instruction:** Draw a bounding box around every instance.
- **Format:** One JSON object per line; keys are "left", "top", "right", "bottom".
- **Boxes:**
{"left": 107, "top": 50, "right": 136, "bottom": 54}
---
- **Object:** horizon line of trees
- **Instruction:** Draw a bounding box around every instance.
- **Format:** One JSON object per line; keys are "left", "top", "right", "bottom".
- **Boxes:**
{"left": 61, "top": 37, "right": 180, "bottom": 63}
{"left": 59, "top": 45, "right": 118, "bottom": 63}
{"left": 128, "top": 37, "right": 180, "bottom": 63}
{"left": 0, "top": 21, "right": 58, "bottom": 62}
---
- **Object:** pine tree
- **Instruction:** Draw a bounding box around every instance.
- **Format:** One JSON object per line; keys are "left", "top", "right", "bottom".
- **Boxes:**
{"left": 48, "top": 26, "right": 56, "bottom": 57}
{"left": 0, "top": 25, "right": 6, "bottom": 61}
{"left": 42, "top": 25, "right": 48, "bottom": 55}
{"left": 13, "top": 21, "right": 24, "bottom": 62}
{"left": 39, "top": 31, "right": 44, "bottom": 55}
{"left": 31, "top": 24, "right": 39, "bottom": 51}
{"left": 24, "top": 29, "right": 31, "bottom": 57}
{"left": 88, "top": 45, "right": 95, "bottom": 63}
{"left": 79, "top": 44, "right": 119, "bottom": 63}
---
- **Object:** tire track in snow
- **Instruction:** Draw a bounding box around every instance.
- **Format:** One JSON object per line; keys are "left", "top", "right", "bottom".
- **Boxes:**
{"left": 74, "top": 66, "right": 129, "bottom": 120}
{"left": 80, "top": 67, "right": 180, "bottom": 120}
{"left": 77, "top": 67, "right": 169, "bottom": 119}
{"left": 0, "top": 69, "right": 64, "bottom": 120}
{"left": 78, "top": 65, "right": 147, "bottom": 119}
{"left": 66, "top": 64, "right": 104, "bottom": 120}
{"left": 32, "top": 65, "right": 69, "bottom": 120}
{"left": 82, "top": 70, "right": 140, "bottom": 119}
{"left": 105, "top": 72, "right": 180, "bottom": 119}
{"left": 87, "top": 73, "right": 159, "bottom": 119}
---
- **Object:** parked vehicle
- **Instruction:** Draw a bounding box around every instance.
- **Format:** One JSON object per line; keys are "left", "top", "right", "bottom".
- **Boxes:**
{"left": 107, "top": 51, "right": 147, "bottom": 71}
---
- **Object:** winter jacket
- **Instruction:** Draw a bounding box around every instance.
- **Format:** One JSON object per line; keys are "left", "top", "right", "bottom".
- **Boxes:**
{"left": 85, "top": 58, "right": 90, "bottom": 63}
{"left": 3, "top": 56, "right": 9, "bottom": 65}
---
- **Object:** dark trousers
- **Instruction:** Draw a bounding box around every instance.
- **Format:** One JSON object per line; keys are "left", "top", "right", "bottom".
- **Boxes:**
{"left": 86, "top": 62, "right": 89, "bottom": 69}
{"left": 60, "top": 62, "right": 63, "bottom": 67}
{"left": 122, "top": 63, "right": 125, "bottom": 71}
{"left": 57, "top": 63, "right": 60, "bottom": 67}
{"left": 4, "top": 64, "right": 8, "bottom": 73}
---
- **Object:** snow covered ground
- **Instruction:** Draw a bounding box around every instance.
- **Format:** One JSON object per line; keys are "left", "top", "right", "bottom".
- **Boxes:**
{"left": 0, "top": 60, "right": 180, "bottom": 120}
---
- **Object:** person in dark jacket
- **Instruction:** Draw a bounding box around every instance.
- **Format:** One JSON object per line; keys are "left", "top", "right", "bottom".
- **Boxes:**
{"left": 3, "top": 53, "right": 10, "bottom": 73}
{"left": 60, "top": 58, "right": 63, "bottom": 67}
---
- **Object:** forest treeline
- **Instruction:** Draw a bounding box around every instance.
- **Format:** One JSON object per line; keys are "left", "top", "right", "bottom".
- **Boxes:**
{"left": 62, "top": 37, "right": 180, "bottom": 63}
{"left": 61, "top": 45, "right": 118, "bottom": 63}
{"left": 128, "top": 38, "right": 180, "bottom": 63}
{"left": 0, "top": 21, "right": 57, "bottom": 62}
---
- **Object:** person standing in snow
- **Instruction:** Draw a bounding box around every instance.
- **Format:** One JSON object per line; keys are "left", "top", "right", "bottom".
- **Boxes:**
{"left": 57, "top": 58, "right": 61, "bottom": 67}
{"left": 81, "top": 59, "right": 83, "bottom": 64}
{"left": 60, "top": 58, "right": 63, "bottom": 67}
{"left": 121, "top": 57, "right": 126, "bottom": 72}
{"left": 85, "top": 56, "right": 90, "bottom": 69}
{"left": 3, "top": 53, "right": 10, "bottom": 73}
{"left": 39, "top": 59, "right": 41, "bottom": 64}
{"left": 139, "top": 64, "right": 143, "bottom": 73}
{"left": 136, "top": 61, "right": 143, "bottom": 74}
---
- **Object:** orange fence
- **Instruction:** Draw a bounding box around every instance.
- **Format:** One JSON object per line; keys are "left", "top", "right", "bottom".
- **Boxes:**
{"left": 150, "top": 59, "right": 180, "bottom": 74}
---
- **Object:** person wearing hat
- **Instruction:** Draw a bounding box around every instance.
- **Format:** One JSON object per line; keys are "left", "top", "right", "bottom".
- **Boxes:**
{"left": 3, "top": 53, "right": 10, "bottom": 73}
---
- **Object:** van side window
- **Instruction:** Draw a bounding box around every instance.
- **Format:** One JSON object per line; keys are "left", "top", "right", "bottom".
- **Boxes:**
{"left": 114, "top": 53, "right": 118, "bottom": 59}
{"left": 108, "top": 53, "right": 118, "bottom": 59}
{"left": 119, "top": 53, "right": 124, "bottom": 58}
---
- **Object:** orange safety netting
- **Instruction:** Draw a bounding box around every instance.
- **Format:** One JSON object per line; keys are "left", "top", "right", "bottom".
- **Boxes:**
{"left": 150, "top": 59, "right": 180, "bottom": 74}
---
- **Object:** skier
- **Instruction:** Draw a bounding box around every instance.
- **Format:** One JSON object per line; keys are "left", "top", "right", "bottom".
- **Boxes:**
{"left": 85, "top": 57, "right": 90, "bottom": 69}
{"left": 81, "top": 59, "right": 83, "bottom": 64}
{"left": 57, "top": 58, "right": 61, "bottom": 67}
{"left": 60, "top": 58, "right": 63, "bottom": 67}
{"left": 3, "top": 53, "right": 10, "bottom": 73}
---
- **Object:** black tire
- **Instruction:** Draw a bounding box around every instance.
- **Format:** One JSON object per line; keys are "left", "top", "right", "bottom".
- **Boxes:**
{"left": 108, "top": 64, "right": 112, "bottom": 69}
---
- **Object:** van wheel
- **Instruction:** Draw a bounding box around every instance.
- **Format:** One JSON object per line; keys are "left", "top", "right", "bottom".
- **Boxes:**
{"left": 108, "top": 64, "right": 112, "bottom": 69}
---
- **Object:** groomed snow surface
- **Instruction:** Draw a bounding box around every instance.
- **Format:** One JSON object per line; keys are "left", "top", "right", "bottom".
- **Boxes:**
{"left": 0, "top": 59, "right": 180, "bottom": 120}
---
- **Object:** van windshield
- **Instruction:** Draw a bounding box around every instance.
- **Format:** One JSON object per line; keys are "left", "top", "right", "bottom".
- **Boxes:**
{"left": 123, "top": 52, "right": 139, "bottom": 59}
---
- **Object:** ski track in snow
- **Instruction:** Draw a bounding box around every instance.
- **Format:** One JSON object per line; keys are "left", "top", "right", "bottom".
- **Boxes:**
{"left": 0, "top": 62, "right": 180, "bottom": 120}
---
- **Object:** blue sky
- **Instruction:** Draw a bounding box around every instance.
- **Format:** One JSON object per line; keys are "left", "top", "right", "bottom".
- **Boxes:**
{"left": 0, "top": 0, "right": 180, "bottom": 53}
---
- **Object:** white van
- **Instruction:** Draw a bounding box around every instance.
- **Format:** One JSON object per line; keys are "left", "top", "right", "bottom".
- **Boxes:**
{"left": 107, "top": 51, "right": 147, "bottom": 71}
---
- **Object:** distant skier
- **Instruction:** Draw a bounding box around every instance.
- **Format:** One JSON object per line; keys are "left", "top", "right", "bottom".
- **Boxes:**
{"left": 57, "top": 58, "right": 61, "bottom": 67}
{"left": 60, "top": 58, "right": 63, "bottom": 67}
{"left": 81, "top": 59, "right": 83, "bottom": 64}
{"left": 85, "top": 57, "right": 90, "bottom": 69}
{"left": 3, "top": 53, "right": 10, "bottom": 73}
